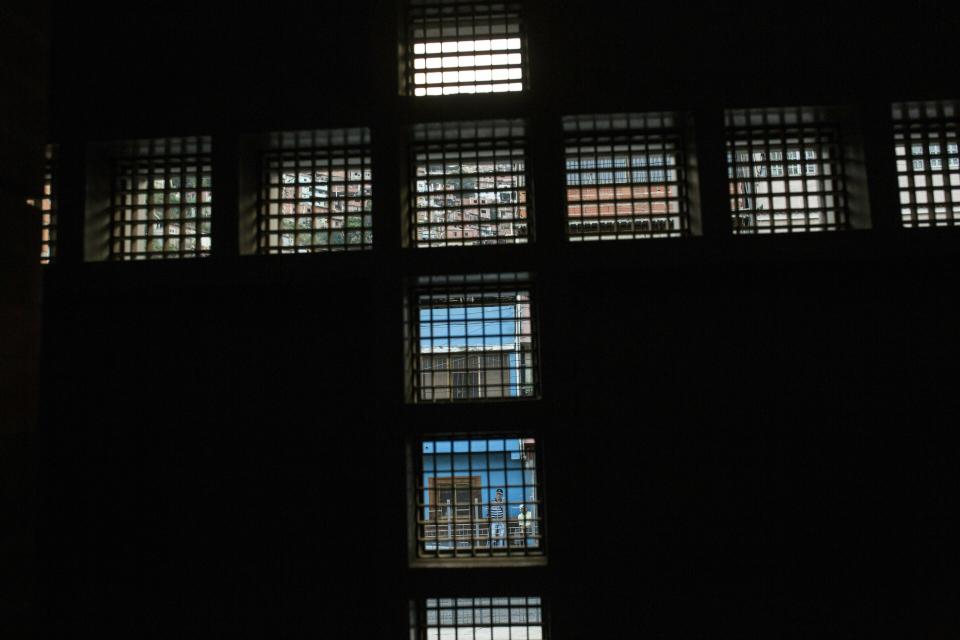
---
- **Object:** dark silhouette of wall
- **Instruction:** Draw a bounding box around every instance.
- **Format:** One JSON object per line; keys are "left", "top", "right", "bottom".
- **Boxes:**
{"left": 0, "top": 4, "right": 48, "bottom": 637}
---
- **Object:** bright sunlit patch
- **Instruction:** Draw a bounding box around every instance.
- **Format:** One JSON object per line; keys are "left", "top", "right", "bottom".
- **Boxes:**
{"left": 411, "top": 38, "right": 523, "bottom": 96}
{"left": 892, "top": 101, "right": 960, "bottom": 228}
{"left": 421, "top": 598, "right": 544, "bottom": 640}
{"left": 409, "top": 273, "right": 537, "bottom": 402}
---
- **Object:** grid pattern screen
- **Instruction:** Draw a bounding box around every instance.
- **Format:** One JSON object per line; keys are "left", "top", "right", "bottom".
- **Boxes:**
{"left": 259, "top": 128, "right": 372, "bottom": 253}
{"left": 412, "top": 121, "right": 528, "bottom": 247}
{"left": 417, "top": 436, "right": 542, "bottom": 559}
{"left": 33, "top": 145, "right": 57, "bottom": 264}
{"left": 893, "top": 102, "right": 960, "bottom": 228}
{"left": 408, "top": 1, "right": 524, "bottom": 97}
{"left": 727, "top": 109, "right": 847, "bottom": 234}
{"left": 418, "top": 598, "right": 543, "bottom": 640}
{"left": 110, "top": 137, "right": 212, "bottom": 260}
{"left": 411, "top": 274, "right": 536, "bottom": 402}
{"left": 564, "top": 113, "right": 688, "bottom": 241}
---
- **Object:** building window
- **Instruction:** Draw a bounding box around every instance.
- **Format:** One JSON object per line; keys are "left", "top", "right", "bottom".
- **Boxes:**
{"left": 415, "top": 435, "right": 543, "bottom": 559}
{"left": 409, "top": 274, "right": 537, "bottom": 402}
{"left": 726, "top": 108, "right": 848, "bottom": 234}
{"left": 110, "top": 137, "right": 212, "bottom": 260}
{"left": 893, "top": 101, "right": 960, "bottom": 228}
{"left": 411, "top": 120, "right": 529, "bottom": 247}
{"left": 564, "top": 113, "right": 689, "bottom": 241}
{"left": 407, "top": 1, "right": 525, "bottom": 97}
{"left": 414, "top": 597, "right": 544, "bottom": 640}
{"left": 258, "top": 128, "right": 373, "bottom": 253}
{"left": 28, "top": 144, "right": 57, "bottom": 264}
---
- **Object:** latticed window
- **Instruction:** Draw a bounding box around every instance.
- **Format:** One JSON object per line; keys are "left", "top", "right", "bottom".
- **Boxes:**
{"left": 893, "top": 101, "right": 960, "bottom": 228}
{"left": 415, "top": 597, "right": 544, "bottom": 640}
{"left": 110, "top": 137, "right": 212, "bottom": 260}
{"left": 564, "top": 113, "right": 689, "bottom": 240}
{"left": 259, "top": 128, "right": 373, "bottom": 253}
{"left": 409, "top": 274, "right": 537, "bottom": 402}
{"left": 407, "top": 1, "right": 525, "bottom": 97}
{"left": 411, "top": 120, "right": 529, "bottom": 247}
{"left": 726, "top": 108, "right": 848, "bottom": 234}
{"left": 29, "top": 144, "right": 57, "bottom": 264}
{"left": 416, "top": 435, "right": 543, "bottom": 559}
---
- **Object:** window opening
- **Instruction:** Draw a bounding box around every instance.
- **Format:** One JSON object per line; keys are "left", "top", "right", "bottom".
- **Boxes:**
{"left": 259, "top": 128, "right": 373, "bottom": 252}
{"left": 417, "top": 597, "right": 544, "bottom": 640}
{"left": 28, "top": 144, "right": 57, "bottom": 264}
{"left": 410, "top": 273, "right": 537, "bottom": 402}
{"left": 564, "top": 113, "right": 689, "bottom": 240}
{"left": 110, "top": 137, "right": 212, "bottom": 260}
{"left": 727, "top": 108, "right": 848, "bottom": 234}
{"left": 417, "top": 436, "right": 542, "bottom": 558}
{"left": 408, "top": 1, "right": 525, "bottom": 97}
{"left": 893, "top": 101, "right": 960, "bottom": 228}
{"left": 411, "top": 120, "right": 529, "bottom": 247}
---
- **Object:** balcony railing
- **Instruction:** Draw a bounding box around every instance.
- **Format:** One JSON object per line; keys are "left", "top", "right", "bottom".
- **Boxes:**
{"left": 421, "top": 519, "right": 541, "bottom": 550}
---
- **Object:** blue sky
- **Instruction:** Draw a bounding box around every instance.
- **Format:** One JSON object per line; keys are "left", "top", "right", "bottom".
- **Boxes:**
{"left": 419, "top": 304, "right": 517, "bottom": 350}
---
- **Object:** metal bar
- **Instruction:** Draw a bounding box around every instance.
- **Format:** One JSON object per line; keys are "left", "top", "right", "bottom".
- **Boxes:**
{"left": 109, "top": 138, "right": 213, "bottom": 260}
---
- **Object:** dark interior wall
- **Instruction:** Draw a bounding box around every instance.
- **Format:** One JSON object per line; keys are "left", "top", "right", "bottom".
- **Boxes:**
{"left": 51, "top": 1, "right": 956, "bottom": 137}
{"left": 37, "top": 1, "right": 960, "bottom": 637}
{"left": 0, "top": 4, "right": 48, "bottom": 637}
{"left": 38, "top": 248, "right": 960, "bottom": 636}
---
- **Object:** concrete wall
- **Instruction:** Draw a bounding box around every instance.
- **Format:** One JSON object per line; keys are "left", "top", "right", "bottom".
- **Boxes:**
{"left": 0, "top": 3, "right": 48, "bottom": 635}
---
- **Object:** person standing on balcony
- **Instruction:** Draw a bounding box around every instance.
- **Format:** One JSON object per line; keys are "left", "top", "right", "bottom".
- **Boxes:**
{"left": 517, "top": 503, "right": 534, "bottom": 547}
{"left": 489, "top": 488, "right": 506, "bottom": 547}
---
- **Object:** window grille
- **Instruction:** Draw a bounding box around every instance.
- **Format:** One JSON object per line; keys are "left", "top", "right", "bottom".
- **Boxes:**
{"left": 416, "top": 597, "right": 544, "bottom": 640}
{"left": 564, "top": 113, "right": 688, "bottom": 241}
{"left": 110, "top": 137, "right": 212, "bottom": 260}
{"left": 259, "top": 128, "right": 373, "bottom": 253}
{"left": 409, "top": 273, "right": 537, "bottom": 402}
{"left": 411, "top": 120, "right": 529, "bottom": 247}
{"left": 416, "top": 435, "right": 543, "bottom": 559}
{"left": 407, "top": 1, "right": 525, "bottom": 97}
{"left": 726, "top": 108, "right": 848, "bottom": 234}
{"left": 893, "top": 101, "right": 960, "bottom": 228}
{"left": 29, "top": 145, "right": 57, "bottom": 264}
